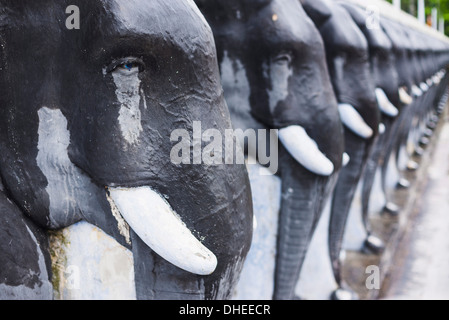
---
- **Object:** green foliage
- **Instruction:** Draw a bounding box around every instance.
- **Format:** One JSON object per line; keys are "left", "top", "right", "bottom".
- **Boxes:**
{"left": 384, "top": 0, "right": 449, "bottom": 35}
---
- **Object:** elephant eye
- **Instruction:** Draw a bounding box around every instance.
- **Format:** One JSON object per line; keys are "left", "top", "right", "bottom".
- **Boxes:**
{"left": 119, "top": 62, "right": 139, "bottom": 71}
{"left": 272, "top": 54, "right": 292, "bottom": 66}
{"left": 106, "top": 57, "right": 145, "bottom": 74}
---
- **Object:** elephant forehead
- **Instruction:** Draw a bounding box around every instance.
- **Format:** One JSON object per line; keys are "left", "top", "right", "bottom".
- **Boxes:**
{"left": 322, "top": 7, "right": 368, "bottom": 52}
{"left": 382, "top": 20, "right": 410, "bottom": 50}
{"left": 102, "top": 0, "right": 214, "bottom": 54}
{"left": 300, "top": 0, "right": 333, "bottom": 27}
{"left": 246, "top": 0, "right": 320, "bottom": 48}
{"left": 343, "top": 6, "right": 392, "bottom": 51}
{"left": 365, "top": 29, "right": 393, "bottom": 52}
{"left": 0, "top": 1, "right": 216, "bottom": 62}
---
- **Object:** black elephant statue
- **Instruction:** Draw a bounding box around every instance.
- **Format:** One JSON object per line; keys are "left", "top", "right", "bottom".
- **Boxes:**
{"left": 195, "top": 0, "right": 345, "bottom": 300}
{"left": 375, "top": 17, "right": 418, "bottom": 208}
{"left": 301, "top": 0, "right": 381, "bottom": 300}
{"left": 380, "top": 17, "right": 447, "bottom": 195}
{"left": 338, "top": 1, "right": 401, "bottom": 253}
{"left": 0, "top": 0, "right": 253, "bottom": 300}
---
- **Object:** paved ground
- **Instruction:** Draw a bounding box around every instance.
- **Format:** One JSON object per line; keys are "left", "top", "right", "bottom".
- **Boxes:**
{"left": 380, "top": 114, "right": 449, "bottom": 300}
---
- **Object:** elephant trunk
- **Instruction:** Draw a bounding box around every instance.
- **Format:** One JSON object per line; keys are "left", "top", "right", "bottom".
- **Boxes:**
{"left": 360, "top": 135, "right": 382, "bottom": 231}
{"left": 273, "top": 148, "right": 333, "bottom": 300}
{"left": 131, "top": 232, "right": 211, "bottom": 300}
{"left": 329, "top": 131, "right": 372, "bottom": 286}
{"left": 361, "top": 116, "right": 394, "bottom": 230}
{"left": 380, "top": 105, "right": 409, "bottom": 194}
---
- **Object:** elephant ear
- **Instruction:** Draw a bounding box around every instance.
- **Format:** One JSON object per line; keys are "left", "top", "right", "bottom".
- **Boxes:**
{"left": 301, "top": 0, "right": 333, "bottom": 29}
{"left": 0, "top": 189, "right": 53, "bottom": 299}
{"left": 0, "top": 176, "right": 51, "bottom": 299}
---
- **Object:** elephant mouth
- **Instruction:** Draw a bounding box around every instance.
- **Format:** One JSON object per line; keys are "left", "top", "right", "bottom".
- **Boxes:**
{"left": 105, "top": 186, "right": 218, "bottom": 276}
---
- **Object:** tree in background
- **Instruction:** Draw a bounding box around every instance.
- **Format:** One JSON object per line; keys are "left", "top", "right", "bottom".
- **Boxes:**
{"left": 385, "top": 0, "right": 449, "bottom": 35}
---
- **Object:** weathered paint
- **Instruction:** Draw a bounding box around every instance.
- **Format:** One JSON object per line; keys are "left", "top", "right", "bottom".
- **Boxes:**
{"left": 50, "top": 221, "right": 136, "bottom": 300}
{"left": 112, "top": 66, "right": 144, "bottom": 146}
{"left": 0, "top": 226, "right": 52, "bottom": 300}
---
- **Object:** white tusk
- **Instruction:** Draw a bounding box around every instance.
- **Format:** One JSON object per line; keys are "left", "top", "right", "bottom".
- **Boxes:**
{"left": 107, "top": 186, "right": 217, "bottom": 275}
{"left": 277, "top": 125, "right": 334, "bottom": 176}
{"left": 399, "top": 87, "right": 413, "bottom": 105}
{"left": 375, "top": 88, "right": 399, "bottom": 117}
{"left": 379, "top": 123, "right": 386, "bottom": 135}
{"left": 342, "top": 152, "right": 350, "bottom": 167}
{"left": 338, "top": 103, "right": 374, "bottom": 139}
{"left": 433, "top": 75, "right": 441, "bottom": 85}
{"left": 420, "top": 82, "right": 429, "bottom": 92}
{"left": 411, "top": 85, "right": 423, "bottom": 97}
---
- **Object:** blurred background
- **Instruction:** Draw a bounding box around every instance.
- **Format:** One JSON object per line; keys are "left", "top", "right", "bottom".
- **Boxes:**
{"left": 385, "top": 0, "right": 449, "bottom": 35}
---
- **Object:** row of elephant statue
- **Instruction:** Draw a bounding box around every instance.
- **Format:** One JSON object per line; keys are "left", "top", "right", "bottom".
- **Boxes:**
{"left": 1, "top": 0, "right": 448, "bottom": 300}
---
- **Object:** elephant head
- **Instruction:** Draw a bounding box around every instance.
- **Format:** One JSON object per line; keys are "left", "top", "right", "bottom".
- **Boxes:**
{"left": 302, "top": 0, "right": 380, "bottom": 299}
{"left": 0, "top": 0, "right": 253, "bottom": 300}
{"left": 195, "top": 0, "right": 345, "bottom": 300}
{"left": 407, "top": 29, "right": 449, "bottom": 160}
{"left": 338, "top": 2, "right": 401, "bottom": 251}
{"left": 339, "top": 2, "right": 400, "bottom": 112}
{"left": 381, "top": 20, "right": 429, "bottom": 175}
{"left": 381, "top": 19, "right": 416, "bottom": 101}
{"left": 376, "top": 18, "right": 419, "bottom": 192}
